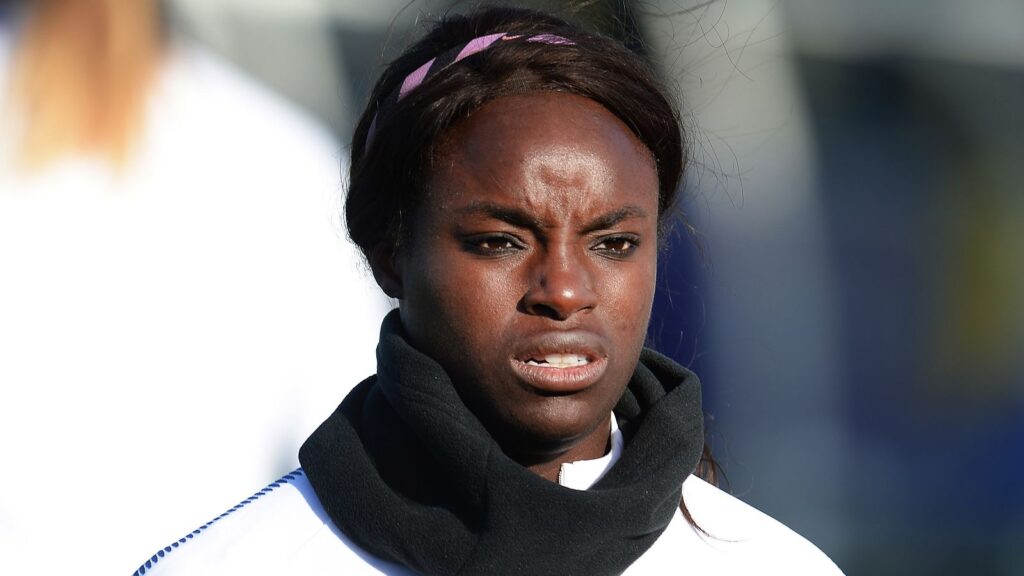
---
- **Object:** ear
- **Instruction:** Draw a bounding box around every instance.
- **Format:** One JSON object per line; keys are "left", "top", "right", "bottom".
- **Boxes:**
{"left": 369, "top": 245, "right": 404, "bottom": 299}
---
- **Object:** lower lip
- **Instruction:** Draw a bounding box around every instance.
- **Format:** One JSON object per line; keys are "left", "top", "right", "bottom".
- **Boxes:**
{"left": 509, "top": 357, "right": 609, "bottom": 395}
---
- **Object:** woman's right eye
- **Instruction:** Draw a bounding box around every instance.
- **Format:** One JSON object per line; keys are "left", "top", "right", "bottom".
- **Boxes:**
{"left": 463, "top": 234, "right": 523, "bottom": 256}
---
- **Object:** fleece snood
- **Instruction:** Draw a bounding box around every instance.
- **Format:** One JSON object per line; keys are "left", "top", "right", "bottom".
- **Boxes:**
{"left": 300, "top": 311, "right": 704, "bottom": 575}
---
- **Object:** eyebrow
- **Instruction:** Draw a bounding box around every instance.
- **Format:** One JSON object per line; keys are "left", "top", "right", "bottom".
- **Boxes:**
{"left": 580, "top": 206, "right": 649, "bottom": 233}
{"left": 454, "top": 201, "right": 544, "bottom": 229}
{"left": 453, "top": 201, "right": 649, "bottom": 232}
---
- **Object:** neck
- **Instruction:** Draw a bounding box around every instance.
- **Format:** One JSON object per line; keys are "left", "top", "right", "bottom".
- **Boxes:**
{"left": 503, "top": 417, "right": 613, "bottom": 482}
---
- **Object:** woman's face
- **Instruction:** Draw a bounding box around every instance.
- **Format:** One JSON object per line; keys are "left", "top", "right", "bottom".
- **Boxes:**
{"left": 386, "top": 92, "right": 660, "bottom": 464}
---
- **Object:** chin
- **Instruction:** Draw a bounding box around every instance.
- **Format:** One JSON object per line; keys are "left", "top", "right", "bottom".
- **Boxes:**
{"left": 491, "top": 397, "right": 608, "bottom": 457}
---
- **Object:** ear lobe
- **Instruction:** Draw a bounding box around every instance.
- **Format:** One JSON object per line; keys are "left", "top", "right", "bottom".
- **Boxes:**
{"left": 369, "top": 245, "right": 404, "bottom": 299}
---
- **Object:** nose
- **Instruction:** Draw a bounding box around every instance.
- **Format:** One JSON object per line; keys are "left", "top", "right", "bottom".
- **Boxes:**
{"left": 520, "top": 248, "right": 597, "bottom": 320}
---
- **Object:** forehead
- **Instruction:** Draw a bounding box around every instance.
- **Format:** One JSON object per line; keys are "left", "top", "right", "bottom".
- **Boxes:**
{"left": 427, "top": 92, "right": 658, "bottom": 216}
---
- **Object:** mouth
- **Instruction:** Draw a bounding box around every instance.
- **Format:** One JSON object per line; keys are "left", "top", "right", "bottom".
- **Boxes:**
{"left": 523, "top": 353, "right": 592, "bottom": 368}
{"left": 510, "top": 346, "right": 609, "bottom": 395}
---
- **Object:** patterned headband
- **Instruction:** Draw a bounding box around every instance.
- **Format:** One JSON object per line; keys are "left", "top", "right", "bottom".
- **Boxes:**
{"left": 365, "top": 31, "right": 576, "bottom": 147}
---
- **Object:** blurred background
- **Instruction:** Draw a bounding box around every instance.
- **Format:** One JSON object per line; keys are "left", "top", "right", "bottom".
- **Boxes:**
{"left": 2, "top": 1, "right": 1022, "bottom": 575}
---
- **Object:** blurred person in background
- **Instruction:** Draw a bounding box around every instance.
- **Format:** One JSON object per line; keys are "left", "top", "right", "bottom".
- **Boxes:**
{"left": 0, "top": 1, "right": 390, "bottom": 574}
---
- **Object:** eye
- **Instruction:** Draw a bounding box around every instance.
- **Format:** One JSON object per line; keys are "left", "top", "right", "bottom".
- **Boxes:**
{"left": 591, "top": 235, "right": 640, "bottom": 258}
{"left": 462, "top": 234, "right": 525, "bottom": 256}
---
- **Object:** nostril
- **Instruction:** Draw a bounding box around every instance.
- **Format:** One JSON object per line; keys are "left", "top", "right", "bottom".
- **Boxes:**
{"left": 520, "top": 299, "right": 566, "bottom": 320}
{"left": 519, "top": 253, "right": 597, "bottom": 319}
{"left": 520, "top": 276, "right": 596, "bottom": 320}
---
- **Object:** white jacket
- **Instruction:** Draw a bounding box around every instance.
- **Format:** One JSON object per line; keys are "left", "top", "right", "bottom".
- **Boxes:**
{"left": 137, "top": 421, "right": 843, "bottom": 575}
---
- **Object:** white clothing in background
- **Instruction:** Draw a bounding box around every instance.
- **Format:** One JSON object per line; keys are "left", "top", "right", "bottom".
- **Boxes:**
{"left": 0, "top": 27, "right": 391, "bottom": 576}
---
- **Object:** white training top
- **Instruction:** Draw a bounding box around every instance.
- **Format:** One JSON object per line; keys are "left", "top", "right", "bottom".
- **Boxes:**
{"left": 136, "top": 419, "right": 844, "bottom": 575}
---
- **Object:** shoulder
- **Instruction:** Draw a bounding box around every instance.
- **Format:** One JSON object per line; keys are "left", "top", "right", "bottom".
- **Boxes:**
{"left": 628, "top": 476, "right": 843, "bottom": 574}
{"left": 140, "top": 40, "right": 347, "bottom": 211}
{"left": 668, "top": 475, "right": 844, "bottom": 574}
{"left": 134, "top": 470, "right": 412, "bottom": 576}
{"left": 148, "top": 42, "right": 342, "bottom": 172}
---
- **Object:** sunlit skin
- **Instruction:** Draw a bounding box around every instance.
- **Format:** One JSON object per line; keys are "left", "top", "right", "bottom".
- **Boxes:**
{"left": 373, "top": 92, "right": 660, "bottom": 482}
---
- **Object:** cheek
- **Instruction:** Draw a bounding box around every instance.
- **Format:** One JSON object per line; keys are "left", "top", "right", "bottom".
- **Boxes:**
{"left": 436, "top": 257, "right": 514, "bottom": 312}
{"left": 603, "top": 256, "right": 658, "bottom": 363}
{"left": 406, "top": 248, "right": 522, "bottom": 354}
{"left": 605, "top": 255, "right": 657, "bottom": 316}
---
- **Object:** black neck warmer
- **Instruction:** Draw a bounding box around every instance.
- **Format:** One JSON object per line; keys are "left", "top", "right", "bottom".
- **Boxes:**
{"left": 299, "top": 312, "right": 704, "bottom": 575}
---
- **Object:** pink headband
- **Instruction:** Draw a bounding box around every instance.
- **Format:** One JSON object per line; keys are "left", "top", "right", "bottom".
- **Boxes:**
{"left": 366, "top": 32, "right": 575, "bottom": 147}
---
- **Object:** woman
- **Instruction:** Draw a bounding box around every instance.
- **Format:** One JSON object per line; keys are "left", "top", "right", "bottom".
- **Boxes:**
{"left": 137, "top": 6, "right": 843, "bottom": 575}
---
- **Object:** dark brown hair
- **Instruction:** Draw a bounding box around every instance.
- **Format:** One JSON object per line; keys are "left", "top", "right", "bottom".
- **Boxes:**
{"left": 345, "top": 5, "right": 687, "bottom": 264}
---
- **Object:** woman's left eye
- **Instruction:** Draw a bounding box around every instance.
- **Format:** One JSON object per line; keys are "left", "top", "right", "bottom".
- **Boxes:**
{"left": 592, "top": 236, "right": 639, "bottom": 257}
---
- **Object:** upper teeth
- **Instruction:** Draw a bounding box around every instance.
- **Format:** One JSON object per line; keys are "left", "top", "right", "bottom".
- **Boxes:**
{"left": 526, "top": 354, "right": 589, "bottom": 368}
